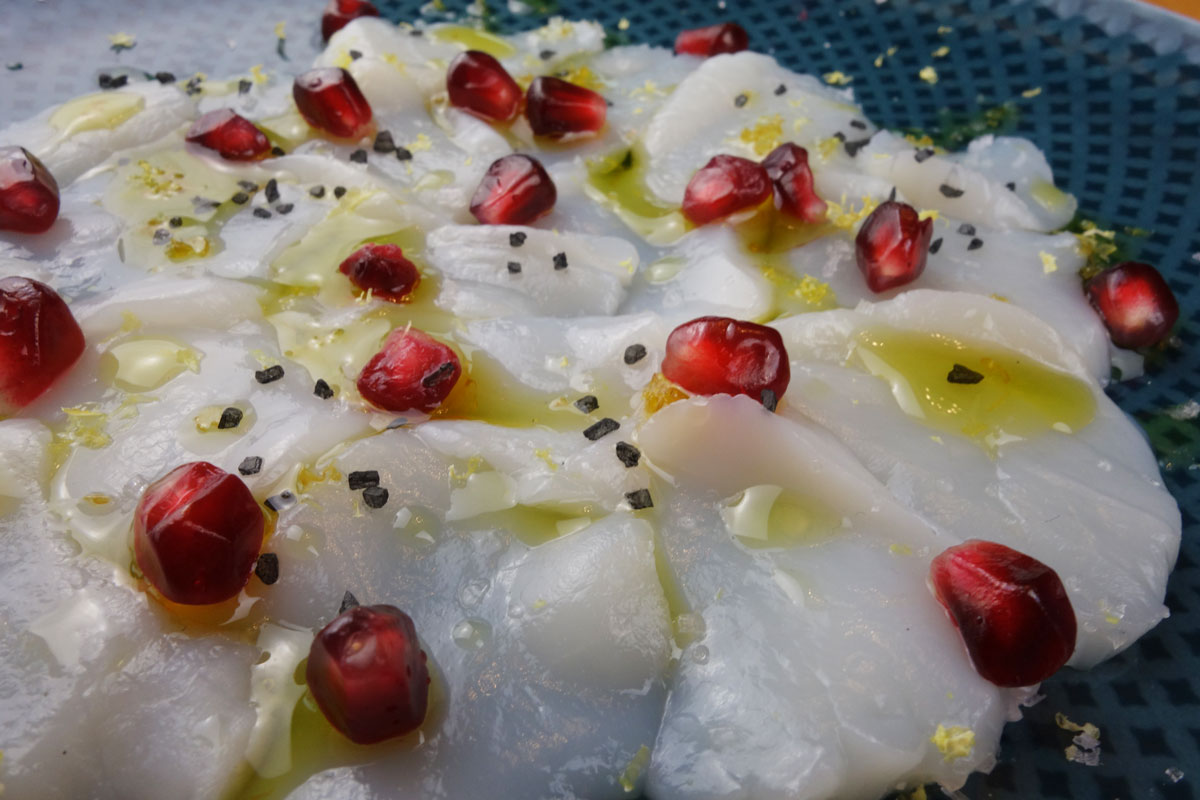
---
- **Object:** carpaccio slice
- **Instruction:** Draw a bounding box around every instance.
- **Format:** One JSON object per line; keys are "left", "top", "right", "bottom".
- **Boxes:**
{"left": 0, "top": 10, "right": 1181, "bottom": 800}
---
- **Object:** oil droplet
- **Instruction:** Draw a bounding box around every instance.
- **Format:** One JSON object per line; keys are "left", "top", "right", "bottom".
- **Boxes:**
{"left": 430, "top": 26, "right": 516, "bottom": 58}
{"left": 451, "top": 618, "right": 492, "bottom": 650}
{"left": 49, "top": 91, "right": 145, "bottom": 137}
{"left": 586, "top": 148, "right": 688, "bottom": 245}
{"left": 99, "top": 337, "right": 200, "bottom": 391}
{"left": 720, "top": 484, "right": 840, "bottom": 549}
{"left": 852, "top": 327, "right": 1095, "bottom": 451}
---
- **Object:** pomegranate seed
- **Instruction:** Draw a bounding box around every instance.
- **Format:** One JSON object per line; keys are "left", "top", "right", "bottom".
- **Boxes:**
{"left": 681, "top": 155, "right": 772, "bottom": 226}
{"left": 855, "top": 200, "right": 933, "bottom": 292}
{"left": 185, "top": 109, "right": 272, "bottom": 162}
{"left": 293, "top": 68, "right": 374, "bottom": 140}
{"left": 1084, "top": 261, "right": 1179, "bottom": 349}
{"left": 133, "top": 462, "right": 264, "bottom": 606}
{"left": 447, "top": 50, "right": 522, "bottom": 123}
{"left": 339, "top": 243, "right": 421, "bottom": 303}
{"left": 321, "top": 0, "right": 381, "bottom": 41}
{"left": 930, "top": 540, "right": 1076, "bottom": 688}
{"left": 674, "top": 23, "right": 749, "bottom": 57}
{"left": 525, "top": 76, "right": 607, "bottom": 138}
{"left": 306, "top": 604, "right": 430, "bottom": 744}
{"left": 358, "top": 327, "right": 462, "bottom": 413}
{"left": 762, "top": 143, "right": 826, "bottom": 224}
{"left": 0, "top": 146, "right": 60, "bottom": 234}
{"left": 469, "top": 154, "right": 557, "bottom": 225}
{"left": 661, "top": 316, "right": 790, "bottom": 406}
{"left": 0, "top": 277, "right": 84, "bottom": 415}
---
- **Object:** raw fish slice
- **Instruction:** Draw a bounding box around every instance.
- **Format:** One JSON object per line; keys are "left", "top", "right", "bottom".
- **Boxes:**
{"left": 771, "top": 290, "right": 1180, "bottom": 666}
{"left": 427, "top": 224, "right": 637, "bottom": 317}
{"left": 0, "top": 421, "right": 259, "bottom": 800}
{"left": 858, "top": 131, "right": 1076, "bottom": 232}
{"left": 637, "top": 396, "right": 1021, "bottom": 798}
{"left": 641, "top": 52, "right": 869, "bottom": 205}
{"left": 781, "top": 223, "right": 1118, "bottom": 381}
{"left": 318, "top": 18, "right": 460, "bottom": 99}
{"left": 0, "top": 81, "right": 195, "bottom": 185}
{"left": 621, "top": 225, "right": 774, "bottom": 323}
{"left": 251, "top": 429, "right": 670, "bottom": 799}
{"left": 589, "top": 44, "right": 698, "bottom": 145}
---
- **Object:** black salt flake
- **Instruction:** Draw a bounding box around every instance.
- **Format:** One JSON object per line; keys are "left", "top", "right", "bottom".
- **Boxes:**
{"left": 509, "top": 231, "right": 527, "bottom": 247}
{"left": 844, "top": 137, "right": 872, "bottom": 157}
{"left": 254, "top": 553, "right": 280, "bottom": 585}
{"left": 309, "top": 185, "right": 326, "bottom": 198}
{"left": 394, "top": 147, "right": 413, "bottom": 161}
{"left": 774, "top": 84, "right": 787, "bottom": 95}
{"left": 849, "top": 119, "right": 867, "bottom": 130}
{"left": 734, "top": 93, "right": 748, "bottom": 108}
{"left": 583, "top": 417, "right": 620, "bottom": 441}
{"left": 957, "top": 222, "right": 976, "bottom": 236}
{"left": 155, "top": 71, "right": 176, "bottom": 83}
{"left": 552, "top": 252, "right": 568, "bottom": 270}
{"left": 539, "top": 49, "right": 556, "bottom": 60}
{"left": 615, "top": 441, "right": 641, "bottom": 468}
{"left": 507, "top": 261, "right": 522, "bottom": 274}
{"left": 239, "top": 456, "right": 263, "bottom": 476}
{"left": 253, "top": 207, "right": 272, "bottom": 219}
{"left": 914, "top": 148, "right": 935, "bottom": 163}
{"left": 314, "top": 378, "right": 335, "bottom": 399}
{"left": 1005, "top": 181, "right": 1017, "bottom": 191}
{"left": 333, "top": 186, "right": 347, "bottom": 199}
{"left": 947, "top": 363, "right": 985, "bottom": 384}
{"left": 349, "top": 149, "right": 368, "bottom": 164}
{"left": 264, "top": 178, "right": 280, "bottom": 203}
{"left": 238, "top": 180, "right": 259, "bottom": 192}
{"left": 967, "top": 237, "right": 984, "bottom": 251}
{"left": 929, "top": 237, "right": 944, "bottom": 254}
{"left": 626, "top": 488, "right": 653, "bottom": 510}
{"left": 939, "top": 183, "right": 965, "bottom": 198}
{"left": 348, "top": 470, "right": 380, "bottom": 490}
{"left": 349, "top": 49, "right": 363, "bottom": 60}
{"left": 373, "top": 130, "right": 395, "bottom": 153}
{"left": 271, "top": 146, "right": 286, "bottom": 156}
{"left": 623, "top": 343, "right": 647, "bottom": 365}
{"left": 218, "top": 407, "right": 243, "bottom": 429}
{"left": 231, "top": 191, "right": 250, "bottom": 205}
{"left": 169, "top": 216, "right": 183, "bottom": 228}
{"left": 255, "top": 365, "right": 285, "bottom": 384}
{"left": 152, "top": 228, "right": 171, "bottom": 245}
{"left": 574, "top": 395, "right": 599, "bottom": 414}
{"left": 760, "top": 388, "right": 778, "bottom": 412}
{"left": 275, "top": 203, "right": 293, "bottom": 215}
{"left": 362, "top": 485, "right": 389, "bottom": 509}
{"left": 238, "top": 79, "right": 252, "bottom": 94}
{"left": 339, "top": 590, "right": 360, "bottom": 613}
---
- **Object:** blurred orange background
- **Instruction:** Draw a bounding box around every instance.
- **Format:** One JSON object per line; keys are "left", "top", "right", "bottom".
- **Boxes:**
{"left": 1145, "top": 0, "right": 1200, "bottom": 20}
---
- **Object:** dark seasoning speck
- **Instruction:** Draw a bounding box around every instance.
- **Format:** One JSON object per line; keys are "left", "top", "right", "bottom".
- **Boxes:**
{"left": 574, "top": 395, "right": 599, "bottom": 414}
{"left": 349, "top": 149, "right": 368, "bottom": 164}
{"left": 583, "top": 417, "right": 620, "bottom": 441}
{"left": 255, "top": 553, "right": 280, "bottom": 585}
{"left": 238, "top": 456, "right": 263, "bottom": 476}
{"left": 255, "top": 365, "right": 285, "bottom": 384}
{"left": 624, "top": 344, "right": 647, "bottom": 365}
{"left": 552, "top": 252, "right": 568, "bottom": 270}
{"left": 626, "top": 489, "right": 653, "bottom": 510}
{"left": 218, "top": 407, "right": 243, "bottom": 429}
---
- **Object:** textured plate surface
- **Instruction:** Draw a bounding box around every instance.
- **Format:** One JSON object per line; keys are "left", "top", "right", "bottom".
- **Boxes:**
{"left": 1, "top": 0, "right": 1198, "bottom": 797}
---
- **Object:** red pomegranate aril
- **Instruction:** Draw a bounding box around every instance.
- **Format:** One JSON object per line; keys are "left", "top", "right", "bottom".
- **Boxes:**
{"left": 339, "top": 243, "right": 421, "bottom": 303}
{"left": 681, "top": 155, "right": 772, "bottom": 226}
{"left": 134, "top": 462, "right": 264, "bottom": 606}
{"left": 662, "top": 316, "right": 790, "bottom": 406}
{"left": 1084, "top": 261, "right": 1179, "bottom": 349}
{"left": 294, "top": 68, "right": 374, "bottom": 140}
{"left": 306, "top": 604, "right": 430, "bottom": 745}
{"left": 447, "top": 50, "right": 522, "bottom": 123}
{"left": 0, "top": 146, "right": 60, "bottom": 234}
{"left": 930, "top": 540, "right": 1076, "bottom": 688}
{"left": 762, "top": 143, "right": 826, "bottom": 224}
{"left": 321, "top": 0, "right": 381, "bottom": 41}
{"left": 358, "top": 327, "right": 462, "bottom": 413}
{"left": 855, "top": 200, "right": 934, "bottom": 293}
{"left": 674, "top": 23, "right": 749, "bottom": 57}
{"left": 525, "top": 76, "right": 607, "bottom": 138}
{"left": 0, "top": 277, "right": 84, "bottom": 415}
{"left": 470, "top": 154, "right": 556, "bottom": 225}
{"left": 185, "top": 109, "right": 272, "bottom": 162}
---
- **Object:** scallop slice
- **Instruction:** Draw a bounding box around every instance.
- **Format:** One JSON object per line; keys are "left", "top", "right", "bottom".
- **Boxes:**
{"left": 28, "top": 275, "right": 370, "bottom": 567}
{"left": 637, "top": 395, "right": 1023, "bottom": 799}
{"left": 0, "top": 421, "right": 258, "bottom": 800}
{"left": 781, "top": 221, "right": 1116, "bottom": 381}
{"left": 622, "top": 224, "right": 775, "bottom": 322}
{"left": 251, "top": 428, "right": 670, "bottom": 799}
{"left": 426, "top": 224, "right": 637, "bottom": 317}
{"left": 0, "top": 80, "right": 195, "bottom": 185}
{"left": 771, "top": 290, "right": 1180, "bottom": 666}
{"left": 319, "top": 17, "right": 461, "bottom": 100}
{"left": 640, "top": 52, "right": 869, "bottom": 205}
{"left": 460, "top": 312, "right": 666, "bottom": 398}
{"left": 857, "top": 131, "right": 1076, "bottom": 233}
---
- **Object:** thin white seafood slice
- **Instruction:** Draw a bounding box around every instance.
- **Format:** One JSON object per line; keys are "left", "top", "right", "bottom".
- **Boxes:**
{"left": 771, "top": 290, "right": 1180, "bottom": 666}
{"left": 427, "top": 223, "right": 637, "bottom": 317}
{"left": 459, "top": 312, "right": 667, "bottom": 407}
{"left": 857, "top": 131, "right": 1077, "bottom": 232}
{"left": 245, "top": 427, "right": 670, "bottom": 799}
{"left": 0, "top": 80, "right": 195, "bottom": 185}
{"left": 25, "top": 275, "right": 370, "bottom": 567}
{"left": 318, "top": 17, "right": 462, "bottom": 99}
{"left": 641, "top": 52, "right": 871, "bottom": 205}
{"left": 0, "top": 420, "right": 259, "bottom": 800}
{"left": 622, "top": 225, "right": 774, "bottom": 323}
{"left": 637, "top": 395, "right": 1025, "bottom": 799}
{"left": 780, "top": 221, "right": 1118, "bottom": 381}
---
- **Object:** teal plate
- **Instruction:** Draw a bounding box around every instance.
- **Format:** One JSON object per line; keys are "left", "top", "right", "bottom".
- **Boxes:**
{"left": 2, "top": 0, "right": 1197, "bottom": 797}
